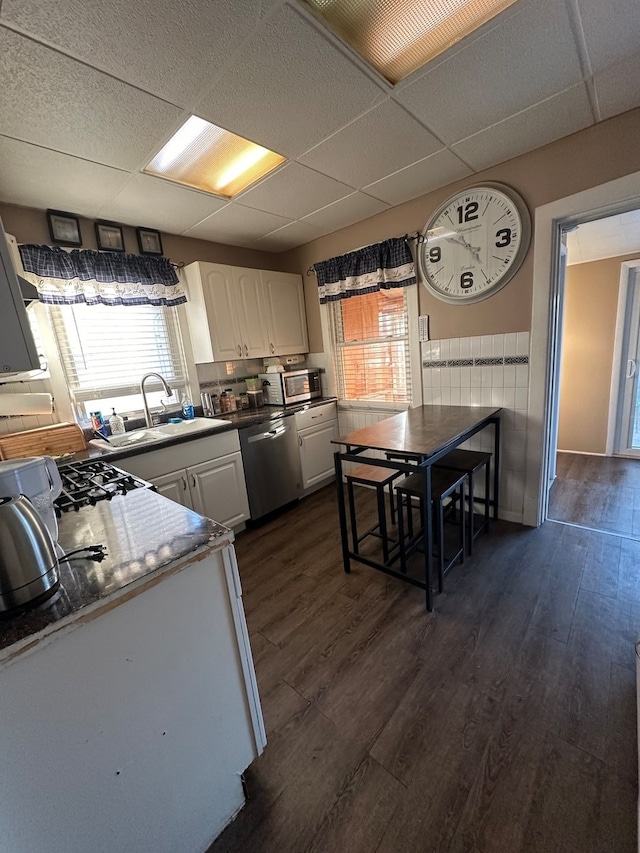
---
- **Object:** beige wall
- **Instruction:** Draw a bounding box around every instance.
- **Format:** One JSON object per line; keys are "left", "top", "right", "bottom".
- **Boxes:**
{"left": 0, "top": 203, "right": 285, "bottom": 271}
{"left": 282, "top": 108, "right": 640, "bottom": 352}
{"left": 558, "top": 253, "right": 640, "bottom": 454}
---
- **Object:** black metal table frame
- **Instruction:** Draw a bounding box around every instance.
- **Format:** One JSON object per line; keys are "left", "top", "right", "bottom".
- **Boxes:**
{"left": 334, "top": 412, "right": 501, "bottom": 611}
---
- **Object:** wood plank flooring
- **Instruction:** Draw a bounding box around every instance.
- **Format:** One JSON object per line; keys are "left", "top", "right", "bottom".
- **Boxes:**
{"left": 209, "top": 479, "right": 638, "bottom": 853}
{"left": 548, "top": 452, "right": 640, "bottom": 538}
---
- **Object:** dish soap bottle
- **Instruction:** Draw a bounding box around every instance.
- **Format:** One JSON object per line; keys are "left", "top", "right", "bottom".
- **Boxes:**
{"left": 181, "top": 393, "right": 195, "bottom": 420}
{"left": 109, "top": 408, "right": 125, "bottom": 435}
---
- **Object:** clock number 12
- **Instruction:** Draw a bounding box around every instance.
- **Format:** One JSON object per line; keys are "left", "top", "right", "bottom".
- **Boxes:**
{"left": 457, "top": 202, "right": 479, "bottom": 224}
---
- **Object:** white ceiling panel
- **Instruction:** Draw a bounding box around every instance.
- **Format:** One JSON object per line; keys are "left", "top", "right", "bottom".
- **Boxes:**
{"left": 193, "top": 4, "right": 385, "bottom": 159}
{"left": 364, "top": 149, "right": 473, "bottom": 207}
{"left": 396, "top": 0, "right": 585, "bottom": 145}
{"left": 251, "top": 220, "right": 326, "bottom": 252}
{"left": 0, "top": 136, "right": 129, "bottom": 217}
{"left": 594, "top": 51, "right": 640, "bottom": 121}
{"left": 99, "top": 174, "right": 227, "bottom": 233}
{"left": 566, "top": 209, "right": 640, "bottom": 265}
{"left": 302, "top": 192, "right": 389, "bottom": 234}
{"left": 184, "top": 205, "right": 291, "bottom": 245}
{"left": 237, "top": 163, "right": 354, "bottom": 219}
{"left": 0, "top": 28, "right": 183, "bottom": 170}
{"left": 575, "top": 0, "right": 640, "bottom": 74}
{"left": 299, "top": 100, "right": 442, "bottom": 188}
{"left": 451, "top": 84, "right": 593, "bottom": 172}
{"left": 0, "top": 0, "right": 261, "bottom": 106}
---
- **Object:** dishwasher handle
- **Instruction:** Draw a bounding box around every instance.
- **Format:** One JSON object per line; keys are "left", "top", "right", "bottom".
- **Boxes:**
{"left": 246, "top": 425, "right": 288, "bottom": 443}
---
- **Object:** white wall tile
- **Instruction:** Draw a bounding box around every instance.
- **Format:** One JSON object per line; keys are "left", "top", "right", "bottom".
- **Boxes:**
{"left": 481, "top": 335, "right": 493, "bottom": 357}
{"left": 441, "top": 388, "right": 451, "bottom": 404}
{"left": 450, "top": 367, "right": 461, "bottom": 387}
{"left": 516, "top": 331, "right": 530, "bottom": 356}
{"left": 503, "top": 364, "right": 516, "bottom": 387}
{"left": 491, "top": 365, "right": 504, "bottom": 387}
{"left": 460, "top": 337, "right": 471, "bottom": 358}
{"left": 471, "top": 387, "right": 482, "bottom": 406}
{"left": 504, "top": 332, "right": 517, "bottom": 356}
{"left": 492, "top": 335, "right": 505, "bottom": 357}
{"left": 422, "top": 368, "right": 432, "bottom": 387}
{"left": 502, "top": 386, "right": 516, "bottom": 410}
{"left": 516, "top": 364, "right": 529, "bottom": 387}
{"left": 482, "top": 366, "right": 493, "bottom": 387}
{"left": 515, "top": 387, "right": 528, "bottom": 410}
{"left": 431, "top": 340, "right": 441, "bottom": 359}
{"left": 449, "top": 338, "right": 460, "bottom": 359}
{"left": 460, "top": 366, "right": 471, "bottom": 387}
{"left": 450, "top": 387, "right": 461, "bottom": 405}
{"left": 432, "top": 367, "right": 441, "bottom": 387}
{"left": 440, "top": 339, "right": 450, "bottom": 359}
{"left": 481, "top": 388, "right": 492, "bottom": 406}
{"left": 460, "top": 387, "right": 471, "bottom": 405}
{"left": 471, "top": 367, "right": 482, "bottom": 387}
{"left": 471, "top": 336, "right": 483, "bottom": 358}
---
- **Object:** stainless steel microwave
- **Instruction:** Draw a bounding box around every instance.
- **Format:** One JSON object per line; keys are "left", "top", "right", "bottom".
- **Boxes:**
{"left": 258, "top": 369, "right": 321, "bottom": 406}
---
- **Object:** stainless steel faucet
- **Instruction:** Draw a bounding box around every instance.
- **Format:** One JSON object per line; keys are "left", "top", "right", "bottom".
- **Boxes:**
{"left": 140, "top": 372, "right": 172, "bottom": 428}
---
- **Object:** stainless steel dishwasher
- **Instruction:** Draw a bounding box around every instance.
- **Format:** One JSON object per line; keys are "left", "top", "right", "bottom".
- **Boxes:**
{"left": 239, "top": 416, "right": 303, "bottom": 519}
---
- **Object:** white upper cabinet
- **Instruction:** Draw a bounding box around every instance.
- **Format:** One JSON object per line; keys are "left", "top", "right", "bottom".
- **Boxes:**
{"left": 261, "top": 270, "right": 308, "bottom": 356}
{"left": 184, "top": 262, "right": 308, "bottom": 363}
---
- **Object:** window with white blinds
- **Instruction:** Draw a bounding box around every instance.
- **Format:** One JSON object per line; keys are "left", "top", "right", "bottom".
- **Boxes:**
{"left": 328, "top": 288, "right": 412, "bottom": 404}
{"left": 47, "top": 302, "right": 188, "bottom": 415}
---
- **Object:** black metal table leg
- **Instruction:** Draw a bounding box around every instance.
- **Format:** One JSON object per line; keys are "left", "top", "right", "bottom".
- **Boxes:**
{"left": 422, "top": 463, "right": 434, "bottom": 611}
{"left": 492, "top": 416, "right": 501, "bottom": 520}
{"left": 335, "top": 450, "right": 351, "bottom": 574}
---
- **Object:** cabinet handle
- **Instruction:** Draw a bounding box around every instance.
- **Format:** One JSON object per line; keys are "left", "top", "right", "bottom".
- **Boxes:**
{"left": 237, "top": 344, "right": 242, "bottom": 356}
{"left": 270, "top": 342, "right": 275, "bottom": 354}
{"left": 299, "top": 435, "right": 302, "bottom": 446}
{"left": 244, "top": 344, "right": 249, "bottom": 357}
{"left": 181, "top": 476, "right": 187, "bottom": 491}
{"left": 190, "top": 474, "right": 196, "bottom": 488}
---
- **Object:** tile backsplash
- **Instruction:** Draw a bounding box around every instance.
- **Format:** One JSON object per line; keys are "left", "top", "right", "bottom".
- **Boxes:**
{"left": 422, "top": 332, "right": 530, "bottom": 523}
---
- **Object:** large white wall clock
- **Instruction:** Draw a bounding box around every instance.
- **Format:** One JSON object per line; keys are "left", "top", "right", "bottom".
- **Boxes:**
{"left": 416, "top": 183, "right": 531, "bottom": 304}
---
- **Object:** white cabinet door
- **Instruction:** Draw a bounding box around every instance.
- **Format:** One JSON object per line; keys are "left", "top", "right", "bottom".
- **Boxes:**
{"left": 260, "top": 271, "right": 308, "bottom": 355}
{"left": 298, "top": 420, "right": 338, "bottom": 490}
{"left": 188, "top": 452, "right": 250, "bottom": 529}
{"left": 186, "top": 263, "right": 243, "bottom": 362}
{"left": 153, "top": 469, "right": 191, "bottom": 508}
{"left": 233, "top": 267, "right": 270, "bottom": 359}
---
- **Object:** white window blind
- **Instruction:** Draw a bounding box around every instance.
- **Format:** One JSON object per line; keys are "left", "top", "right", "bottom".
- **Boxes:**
{"left": 47, "top": 302, "right": 188, "bottom": 409}
{"left": 328, "top": 289, "right": 412, "bottom": 404}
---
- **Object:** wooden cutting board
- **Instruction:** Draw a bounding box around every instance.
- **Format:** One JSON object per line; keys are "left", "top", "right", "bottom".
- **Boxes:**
{"left": 0, "top": 422, "right": 87, "bottom": 460}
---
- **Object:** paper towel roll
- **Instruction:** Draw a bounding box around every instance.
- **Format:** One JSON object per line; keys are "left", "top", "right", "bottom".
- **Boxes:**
{"left": 0, "top": 393, "right": 53, "bottom": 416}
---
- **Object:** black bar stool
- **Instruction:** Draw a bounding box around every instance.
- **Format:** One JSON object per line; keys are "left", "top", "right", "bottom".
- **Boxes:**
{"left": 345, "top": 464, "right": 402, "bottom": 563}
{"left": 395, "top": 468, "right": 466, "bottom": 593}
{"left": 434, "top": 449, "right": 491, "bottom": 554}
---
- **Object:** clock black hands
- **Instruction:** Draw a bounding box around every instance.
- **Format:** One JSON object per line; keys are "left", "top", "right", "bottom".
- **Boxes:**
{"left": 447, "top": 234, "right": 481, "bottom": 261}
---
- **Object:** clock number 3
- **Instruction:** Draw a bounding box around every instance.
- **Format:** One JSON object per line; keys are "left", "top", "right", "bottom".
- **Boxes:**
{"left": 460, "top": 272, "right": 474, "bottom": 289}
{"left": 457, "top": 202, "right": 479, "bottom": 224}
{"left": 495, "top": 228, "right": 512, "bottom": 247}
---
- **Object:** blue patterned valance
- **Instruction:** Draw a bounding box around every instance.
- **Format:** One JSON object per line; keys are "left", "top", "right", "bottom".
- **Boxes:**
{"left": 313, "top": 237, "right": 416, "bottom": 304}
{"left": 18, "top": 245, "right": 186, "bottom": 307}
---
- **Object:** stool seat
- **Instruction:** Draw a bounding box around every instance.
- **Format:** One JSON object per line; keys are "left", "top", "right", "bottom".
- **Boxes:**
{"left": 434, "top": 449, "right": 492, "bottom": 554}
{"left": 395, "top": 467, "right": 466, "bottom": 593}
{"left": 345, "top": 463, "right": 403, "bottom": 563}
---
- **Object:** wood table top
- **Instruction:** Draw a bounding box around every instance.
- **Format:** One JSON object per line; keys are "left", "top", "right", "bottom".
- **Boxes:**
{"left": 333, "top": 405, "right": 501, "bottom": 457}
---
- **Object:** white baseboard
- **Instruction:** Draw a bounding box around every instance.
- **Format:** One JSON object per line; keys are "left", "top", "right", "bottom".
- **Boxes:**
{"left": 556, "top": 449, "right": 606, "bottom": 457}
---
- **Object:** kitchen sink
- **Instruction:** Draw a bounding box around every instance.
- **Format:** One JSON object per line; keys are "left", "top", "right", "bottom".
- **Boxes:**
{"left": 88, "top": 417, "right": 231, "bottom": 452}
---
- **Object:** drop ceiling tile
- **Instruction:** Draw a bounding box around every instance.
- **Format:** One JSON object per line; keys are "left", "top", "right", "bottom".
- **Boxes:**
{"left": 594, "top": 51, "right": 640, "bottom": 120}
{"left": 0, "top": 28, "right": 182, "bottom": 171}
{"left": 0, "top": 136, "right": 130, "bottom": 218}
{"left": 184, "top": 205, "right": 291, "bottom": 246}
{"left": 251, "top": 220, "right": 325, "bottom": 252}
{"left": 238, "top": 163, "right": 354, "bottom": 219}
{"left": 99, "top": 174, "right": 227, "bottom": 234}
{"left": 194, "top": 4, "right": 384, "bottom": 158}
{"left": 1, "top": 0, "right": 261, "bottom": 106}
{"left": 299, "top": 100, "right": 441, "bottom": 188}
{"left": 451, "top": 84, "right": 593, "bottom": 172}
{"left": 575, "top": 0, "right": 640, "bottom": 74}
{"left": 301, "top": 192, "right": 389, "bottom": 234}
{"left": 396, "top": 0, "right": 584, "bottom": 145}
{"left": 364, "top": 149, "right": 472, "bottom": 207}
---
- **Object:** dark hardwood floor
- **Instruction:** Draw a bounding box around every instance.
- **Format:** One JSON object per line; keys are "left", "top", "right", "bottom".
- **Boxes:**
{"left": 209, "top": 479, "right": 638, "bottom": 853}
{"left": 549, "top": 452, "right": 640, "bottom": 539}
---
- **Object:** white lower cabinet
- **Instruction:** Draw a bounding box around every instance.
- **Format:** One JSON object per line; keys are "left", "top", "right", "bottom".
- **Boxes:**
{"left": 295, "top": 402, "right": 338, "bottom": 494}
{"left": 117, "top": 430, "right": 250, "bottom": 531}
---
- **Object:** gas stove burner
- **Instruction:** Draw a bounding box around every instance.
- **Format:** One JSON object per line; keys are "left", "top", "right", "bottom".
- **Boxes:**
{"left": 55, "top": 460, "right": 153, "bottom": 513}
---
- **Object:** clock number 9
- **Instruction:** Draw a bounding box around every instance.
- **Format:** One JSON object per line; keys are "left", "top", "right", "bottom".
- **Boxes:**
{"left": 460, "top": 272, "right": 474, "bottom": 289}
{"left": 495, "top": 228, "right": 512, "bottom": 247}
{"left": 457, "top": 202, "right": 479, "bottom": 224}
{"left": 427, "top": 247, "right": 441, "bottom": 263}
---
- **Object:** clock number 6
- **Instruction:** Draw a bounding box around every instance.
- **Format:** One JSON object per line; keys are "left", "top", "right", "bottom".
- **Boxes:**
{"left": 495, "top": 228, "right": 512, "bottom": 247}
{"left": 457, "top": 202, "right": 479, "bottom": 224}
{"left": 460, "top": 272, "right": 474, "bottom": 289}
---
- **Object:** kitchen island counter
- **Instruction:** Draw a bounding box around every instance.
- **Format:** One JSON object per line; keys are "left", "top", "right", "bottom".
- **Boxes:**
{"left": 0, "top": 486, "right": 231, "bottom": 663}
{"left": 0, "top": 488, "right": 265, "bottom": 853}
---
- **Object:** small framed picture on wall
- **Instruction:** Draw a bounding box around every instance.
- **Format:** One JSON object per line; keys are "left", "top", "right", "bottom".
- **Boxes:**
{"left": 46, "top": 210, "right": 82, "bottom": 246}
{"left": 136, "top": 227, "right": 163, "bottom": 256}
{"left": 95, "top": 221, "right": 125, "bottom": 252}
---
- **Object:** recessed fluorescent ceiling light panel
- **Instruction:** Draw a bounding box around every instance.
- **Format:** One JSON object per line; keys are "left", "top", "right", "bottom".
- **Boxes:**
{"left": 302, "top": 0, "right": 519, "bottom": 84}
{"left": 144, "top": 116, "right": 286, "bottom": 198}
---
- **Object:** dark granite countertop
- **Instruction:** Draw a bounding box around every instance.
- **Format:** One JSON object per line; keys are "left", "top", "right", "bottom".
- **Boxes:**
{"left": 73, "top": 397, "right": 338, "bottom": 465}
{"left": 0, "top": 488, "right": 232, "bottom": 662}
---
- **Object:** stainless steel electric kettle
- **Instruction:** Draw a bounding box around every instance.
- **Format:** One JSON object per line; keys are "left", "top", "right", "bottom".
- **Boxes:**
{"left": 0, "top": 495, "right": 60, "bottom": 614}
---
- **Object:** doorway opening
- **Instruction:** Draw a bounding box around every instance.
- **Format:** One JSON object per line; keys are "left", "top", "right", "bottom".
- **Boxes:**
{"left": 544, "top": 211, "right": 640, "bottom": 538}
